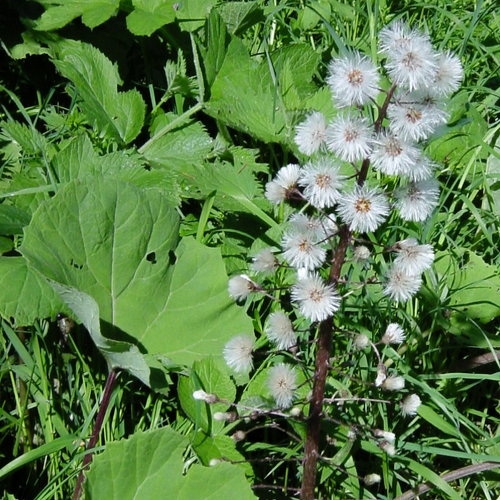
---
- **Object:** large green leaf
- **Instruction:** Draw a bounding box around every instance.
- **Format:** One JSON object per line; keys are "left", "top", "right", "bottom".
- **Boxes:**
{"left": 205, "top": 38, "right": 323, "bottom": 145}
{"left": 126, "top": 0, "right": 177, "bottom": 36}
{"left": 21, "top": 179, "right": 252, "bottom": 366}
{"left": 34, "top": 0, "right": 120, "bottom": 30}
{"left": 52, "top": 41, "right": 145, "bottom": 144}
{"left": 175, "top": 0, "right": 218, "bottom": 32}
{"left": 0, "top": 257, "right": 66, "bottom": 325}
{"left": 0, "top": 205, "right": 31, "bottom": 234}
{"left": 84, "top": 427, "right": 256, "bottom": 499}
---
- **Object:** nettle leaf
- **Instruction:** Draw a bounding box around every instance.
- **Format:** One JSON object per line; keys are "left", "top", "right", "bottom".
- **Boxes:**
{"left": 0, "top": 257, "right": 66, "bottom": 325}
{"left": 126, "top": 0, "right": 177, "bottom": 36}
{"left": 50, "top": 282, "right": 150, "bottom": 385}
{"left": 84, "top": 427, "right": 256, "bottom": 499}
{"left": 186, "top": 161, "right": 277, "bottom": 228}
{"left": 175, "top": 0, "right": 218, "bottom": 32}
{"left": 216, "top": 1, "right": 263, "bottom": 35}
{"left": 206, "top": 38, "right": 322, "bottom": 145}
{"left": 34, "top": 0, "right": 120, "bottom": 30}
{"left": 0, "top": 205, "right": 31, "bottom": 234}
{"left": 142, "top": 114, "right": 213, "bottom": 170}
{"left": 52, "top": 41, "right": 145, "bottom": 144}
{"left": 21, "top": 179, "right": 252, "bottom": 367}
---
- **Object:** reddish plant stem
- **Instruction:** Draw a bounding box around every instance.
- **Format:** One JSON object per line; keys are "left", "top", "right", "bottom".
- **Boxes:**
{"left": 72, "top": 369, "right": 117, "bottom": 500}
{"left": 300, "top": 84, "right": 397, "bottom": 500}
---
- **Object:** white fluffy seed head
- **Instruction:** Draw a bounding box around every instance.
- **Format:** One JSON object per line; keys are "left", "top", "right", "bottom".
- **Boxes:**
{"left": 265, "top": 164, "right": 301, "bottom": 204}
{"left": 294, "top": 111, "right": 328, "bottom": 156}
{"left": 379, "top": 440, "right": 396, "bottom": 456}
{"left": 336, "top": 186, "right": 389, "bottom": 233}
{"left": 223, "top": 334, "right": 255, "bottom": 374}
{"left": 383, "top": 266, "right": 423, "bottom": 302}
{"left": 299, "top": 157, "right": 345, "bottom": 208}
{"left": 431, "top": 51, "right": 464, "bottom": 97}
{"left": 364, "top": 473, "right": 381, "bottom": 485}
{"left": 353, "top": 245, "right": 371, "bottom": 262}
{"left": 401, "top": 393, "right": 422, "bottom": 416}
{"left": 267, "top": 363, "right": 298, "bottom": 409}
{"left": 370, "top": 132, "right": 420, "bottom": 177}
{"left": 265, "top": 311, "right": 296, "bottom": 350}
{"left": 327, "top": 51, "right": 380, "bottom": 107}
{"left": 250, "top": 248, "right": 277, "bottom": 274}
{"left": 381, "top": 323, "right": 406, "bottom": 345}
{"left": 228, "top": 274, "right": 259, "bottom": 302}
{"left": 373, "top": 429, "right": 396, "bottom": 443}
{"left": 326, "top": 114, "right": 373, "bottom": 162}
{"left": 393, "top": 238, "right": 435, "bottom": 274}
{"left": 354, "top": 333, "right": 370, "bottom": 350}
{"left": 282, "top": 230, "right": 326, "bottom": 270}
{"left": 192, "top": 390, "right": 217, "bottom": 404}
{"left": 291, "top": 273, "right": 341, "bottom": 322}
{"left": 395, "top": 179, "right": 440, "bottom": 222}
{"left": 381, "top": 375, "right": 406, "bottom": 391}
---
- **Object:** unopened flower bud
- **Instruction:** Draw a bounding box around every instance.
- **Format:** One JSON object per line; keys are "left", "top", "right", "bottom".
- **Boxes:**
{"left": 364, "top": 473, "right": 381, "bottom": 485}
{"left": 374, "top": 364, "right": 387, "bottom": 387}
{"left": 289, "top": 407, "right": 302, "bottom": 418}
{"left": 213, "top": 411, "right": 237, "bottom": 422}
{"left": 353, "top": 245, "right": 371, "bottom": 261}
{"left": 192, "top": 390, "right": 218, "bottom": 404}
{"left": 379, "top": 440, "right": 396, "bottom": 456}
{"left": 354, "top": 333, "right": 370, "bottom": 350}
{"left": 381, "top": 375, "right": 405, "bottom": 391}
{"left": 232, "top": 430, "right": 246, "bottom": 442}
{"left": 373, "top": 429, "right": 396, "bottom": 443}
{"left": 209, "top": 458, "right": 222, "bottom": 467}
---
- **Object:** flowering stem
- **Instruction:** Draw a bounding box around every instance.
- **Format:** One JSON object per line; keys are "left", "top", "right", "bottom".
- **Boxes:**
{"left": 300, "top": 83, "right": 397, "bottom": 499}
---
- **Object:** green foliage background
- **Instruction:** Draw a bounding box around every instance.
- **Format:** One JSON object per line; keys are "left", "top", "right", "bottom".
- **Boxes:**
{"left": 0, "top": 0, "right": 498, "bottom": 498}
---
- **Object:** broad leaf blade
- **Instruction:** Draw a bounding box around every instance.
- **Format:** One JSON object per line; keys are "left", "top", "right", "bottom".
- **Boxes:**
{"left": 84, "top": 427, "right": 256, "bottom": 499}
{"left": 52, "top": 41, "right": 145, "bottom": 144}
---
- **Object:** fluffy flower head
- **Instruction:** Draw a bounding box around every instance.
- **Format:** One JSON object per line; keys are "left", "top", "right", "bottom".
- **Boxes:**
{"left": 432, "top": 51, "right": 463, "bottom": 97}
{"left": 381, "top": 323, "right": 406, "bottom": 345}
{"left": 337, "top": 186, "right": 389, "bottom": 233}
{"left": 294, "top": 112, "right": 327, "bottom": 156}
{"left": 267, "top": 363, "right": 298, "bottom": 408}
{"left": 292, "top": 273, "right": 341, "bottom": 322}
{"left": 265, "top": 164, "right": 301, "bottom": 204}
{"left": 265, "top": 311, "right": 296, "bottom": 350}
{"left": 282, "top": 230, "right": 326, "bottom": 270}
{"left": 299, "top": 158, "right": 345, "bottom": 208}
{"left": 326, "top": 114, "right": 373, "bottom": 162}
{"left": 396, "top": 179, "right": 440, "bottom": 222}
{"left": 223, "top": 334, "right": 255, "bottom": 373}
{"left": 401, "top": 394, "right": 422, "bottom": 416}
{"left": 327, "top": 51, "right": 380, "bottom": 107}
{"left": 251, "top": 248, "right": 277, "bottom": 274}
{"left": 383, "top": 266, "right": 422, "bottom": 302}
{"left": 228, "top": 274, "right": 259, "bottom": 302}
{"left": 393, "top": 238, "right": 434, "bottom": 274}
{"left": 370, "top": 132, "right": 420, "bottom": 177}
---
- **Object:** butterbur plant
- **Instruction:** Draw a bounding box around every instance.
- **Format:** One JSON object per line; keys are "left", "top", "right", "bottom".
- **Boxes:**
{"left": 203, "top": 21, "right": 464, "bottom": 498}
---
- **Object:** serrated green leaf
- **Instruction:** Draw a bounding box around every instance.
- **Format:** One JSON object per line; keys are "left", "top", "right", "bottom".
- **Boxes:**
{"left": 142, "top": 114, "right": 213, "bottom": 170}
{"left": 206, "top": 38, "right": 321, "bottom": 145}
{"left": 126, "top": 0, "right": 177, "bottom": 36}
{"left": 84, "top": 427, "right": 256, "bottom": 499}
{"left": 175, "top": 0, "right": 218, "bottom": 32}
{"left": 0, "top": 257, "right": 66, "bottom": 325}
{"left": 52, "top": 41, "right": 145, "bottom": 144}
{"left": 216, "top": 1, "right": 263, "bottom": 35}
{"left": 0, "top": 120, "right": 51, "bottom": 157}
{"left": 50, "top": 282, "right": 150, "bottom": 385}
{"left": 0, "top": 205, "right": 31, "bottom": 234}
{"left": 186, "top": 161, "right": 277, "bottom": 228}
{"left": 21, "top": 179, "right": 252, "bottom": 367}
{"left": 34, "top": 0, "right": 119, "bottom": 30}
